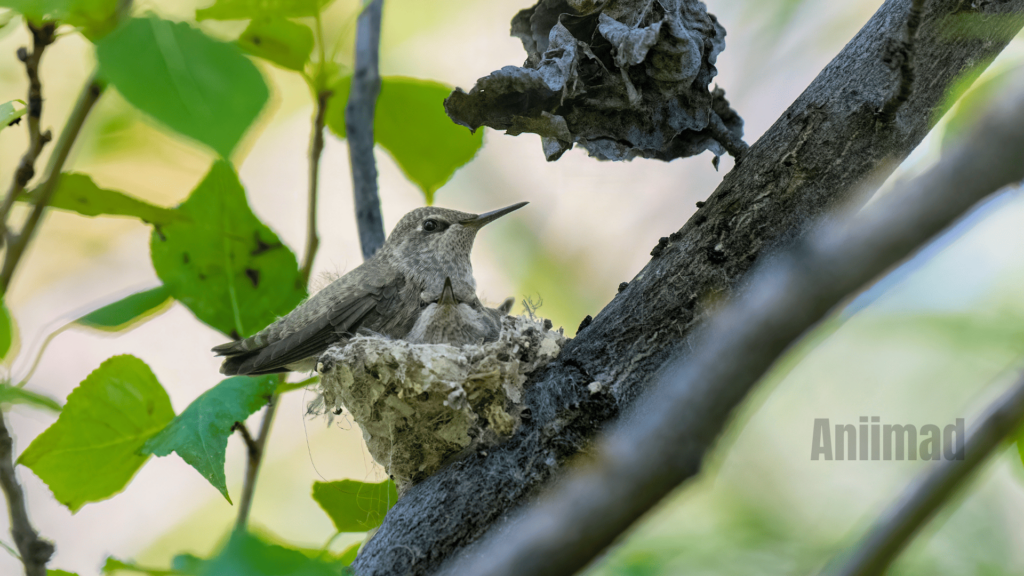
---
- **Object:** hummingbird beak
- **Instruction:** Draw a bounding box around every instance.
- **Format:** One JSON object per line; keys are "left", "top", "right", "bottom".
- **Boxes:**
{"left": 460, "top": 201, "right": 528, "bottom": 229}
{"left": 438, "top": 277, "right": 457, "bottom": 306}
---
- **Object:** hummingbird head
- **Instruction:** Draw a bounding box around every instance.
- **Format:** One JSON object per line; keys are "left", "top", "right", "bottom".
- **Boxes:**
{"left": 380, "top": 202, "right": 528, "bottom": 295}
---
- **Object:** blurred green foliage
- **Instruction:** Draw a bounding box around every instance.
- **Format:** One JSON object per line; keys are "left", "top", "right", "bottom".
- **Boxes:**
{"left": 75, "top": 286, "right": 174, "bottom": 332}
{"left": 0, "top": 0, "right": 119, "bottom": 38}
{"left": 0, "top": 382, "right": 61, "bottom": 411}
{"left": 0, "top": 297, "right": 12, "bottom": 360}
{"left": 18, "top": 355, "right": 174, "bottom": 512}
{"left": 96, "top": 16, "right": 269, "bottom": 158}
{"left": 942, "top": 66, "right": 1021, "bottom": 151}
{"left": 22, "top": 173, "right": 181, "bottom": 225}
{"left": 238, "top": 18, "right": 315, "bottom": 71}
{"left": 196, "top": 0, "right": 333, "bottom": 21}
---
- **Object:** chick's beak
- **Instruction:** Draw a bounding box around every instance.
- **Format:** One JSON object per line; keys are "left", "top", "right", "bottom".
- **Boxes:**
{"left": 460, "top": 201, "right": 528, "bottom": 229}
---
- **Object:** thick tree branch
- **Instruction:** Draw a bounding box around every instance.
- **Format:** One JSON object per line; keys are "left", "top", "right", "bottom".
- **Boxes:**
{"left": 877, "top": 0, "right": 926, "bottom": 124}
{"left": 0, "top": 414, "right": 52, "bottom": 576}
{"left": 351, "top": 2, "right": 1024, "bottom": 574}
{"left": 0, "top": 23, "right": 56, "bottom": 248}
{"left": 234, "top": 395, "right": 278, "bottom": 532}
{"left": 447, "top": 70, "right": 1024, "bottom": 576}
{"left": 346, "top": 0, "right": 386, "bottom": 260}
{"left": 301, "top": 90, "right": 332, "bottom": 286}
{"left": 0, "top": 74, "right": 104, "bottom": 292}
{"left": 824, "top": 374, "right": 1024, "bottom": 576}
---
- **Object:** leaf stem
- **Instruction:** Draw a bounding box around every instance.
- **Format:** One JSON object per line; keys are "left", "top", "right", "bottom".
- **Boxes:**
{"left": 0, "top": 73, "right": 104, "bottom": 293}
{"left": 346, "top": 0, "right": 386, "bottom": 260}
{"left": 0, "top": 23, "right": 56, "bottom": 247}
{"left": 301, "top": 90, "right": 332, "bottom": 286}
{"left": 234, "top": 393, "right": 278, "bottom": 532}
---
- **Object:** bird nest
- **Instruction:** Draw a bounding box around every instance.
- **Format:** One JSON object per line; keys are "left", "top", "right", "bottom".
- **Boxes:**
{"left": 315, "top": 315, "right": 565, "bottom": 492}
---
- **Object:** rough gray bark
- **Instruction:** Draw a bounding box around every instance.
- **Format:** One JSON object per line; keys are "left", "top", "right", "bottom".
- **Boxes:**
{"left": 447, "top": 69, "right": 1024, "bottom": 576}
{"left": 351, "top": 1, "right": 1024, "bottom": 574}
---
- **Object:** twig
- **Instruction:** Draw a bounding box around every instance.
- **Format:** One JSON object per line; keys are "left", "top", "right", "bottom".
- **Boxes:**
{"left": 0, "top": 74, "right": 104, "bottom": 293}
{"left": 823, "top": 371, "right": 1024, "bottom": 576}
{"left": 0, "top": 23, "right": 56, "bottom": 247}
{"left": 301, "top": 90, "right": 332, "bottom": 286}
{"left": 0, "top": 413, "right": 53, "bottom": 576}
{"left": 707, "top": 110, "right": 748, "bottom": 159}
{"left": 234, "top": 395, "right": 278, "bottom": 532}
{"left": 877, "top": 0, "right": 926, "bottom": 123}
{"left": 346, "top": 0, "right": 386, "bottom": 260}
{"left": 443, "top": 70, "right": 1024, "bottom": 576}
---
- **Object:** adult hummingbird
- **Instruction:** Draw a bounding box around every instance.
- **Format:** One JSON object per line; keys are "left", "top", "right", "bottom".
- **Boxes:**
{"left": 213, "top": 202, "right": 527, "bottom": 375}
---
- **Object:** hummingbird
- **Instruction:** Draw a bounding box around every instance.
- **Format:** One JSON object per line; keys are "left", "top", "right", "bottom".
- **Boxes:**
{"left": 405, "top": 277, "right": 507, "bottom": 346}
{"left": 213, "top": 202, "right": 528, "bottom": 375}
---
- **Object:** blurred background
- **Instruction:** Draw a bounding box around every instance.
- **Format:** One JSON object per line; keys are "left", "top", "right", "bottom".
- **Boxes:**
{"left": 2, "top": 0, "right": 1024, "bottom": 574}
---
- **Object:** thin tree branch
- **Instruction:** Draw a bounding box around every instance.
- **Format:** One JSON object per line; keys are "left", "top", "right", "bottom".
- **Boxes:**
{"left": 346, "top": 0, "right": 386, "bottom": 260}
{"left": 234, "top": 395, "right": 278, "bottom": 532}
{"left": 446, "top": 69, "right": 1024, "bottom": 576}
{"left": 0, "top": 74, "right": 104, "bottom": 293}
{"left": 350, "top": 2, "right": 1024, "bottom": 573}
{"left": 823, "top": 370, "right": 1024, "bottom": 576}
{"left": 877, "top": 0, "right": 926, "bottom": 123}
{"left": 0, "top": 413, "right": 53, "bottom": 576}
{"left": 0, "top": 23, "right": 56, "bottom": 247}
{"left": 301, "top": 90, "right": 332, "bottom": 286}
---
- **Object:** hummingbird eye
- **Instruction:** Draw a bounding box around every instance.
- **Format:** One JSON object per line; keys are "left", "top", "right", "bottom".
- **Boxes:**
{"left": 422, "top": 219, "right": 439, "bottom": 232}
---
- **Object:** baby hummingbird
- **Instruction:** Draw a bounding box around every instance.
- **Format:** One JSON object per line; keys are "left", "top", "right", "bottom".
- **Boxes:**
{"left": 213, "top": 202, "right": 527, "bottom": 375}
{"left": 405, "top": 277, "right": 506, "bottom": 346}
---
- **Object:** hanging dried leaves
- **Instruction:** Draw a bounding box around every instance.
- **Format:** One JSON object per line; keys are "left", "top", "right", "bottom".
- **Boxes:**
{"left": 444, "top": 0, "right": 747, "bottom": 162}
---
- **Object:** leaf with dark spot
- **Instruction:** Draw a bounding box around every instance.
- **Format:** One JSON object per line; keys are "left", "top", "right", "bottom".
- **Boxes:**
{"left": 150, "top": 161, "right": 306, "bottom": 337}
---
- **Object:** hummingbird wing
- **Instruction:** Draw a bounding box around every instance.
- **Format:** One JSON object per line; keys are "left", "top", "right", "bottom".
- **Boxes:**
{"left": 216, "top": 276, "right": 407, "bottom": 375}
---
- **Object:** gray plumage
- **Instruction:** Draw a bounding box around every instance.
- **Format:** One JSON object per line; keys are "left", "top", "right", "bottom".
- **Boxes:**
{"left": 213, "top": 202, "right": 527, "bottom": 375}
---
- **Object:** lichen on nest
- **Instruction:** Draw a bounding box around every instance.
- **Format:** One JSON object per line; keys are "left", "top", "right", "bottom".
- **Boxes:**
{"left": 316, "top": 314, "right": 565, "bottom": 492}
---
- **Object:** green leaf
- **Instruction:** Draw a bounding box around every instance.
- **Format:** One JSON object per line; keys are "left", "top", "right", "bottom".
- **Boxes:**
{"left": 171, "top": 555, "right": 205, "bottom": 574}
{"left": 141, "top": 374, "right": 277, "bottom": 501}
{"left": 0, "top": 0, "right": 119, "bottom": 39}
{"left": 0, "top": 99, "right": 26, "bottom": 134}
{"left": 0, "top": 297, "right": 13, "bottom": 360}
{"left": 199, "top": 532, "right": 340, "bottom": 576}
{"left": 0, "top": 382, "right": 61, "bottom": 411}
{"left": 75, "top": 286, "right": 174, "bottom": 332}
{"left": 312, "top": 479, "right": 398, "bottom": 533}
{"left": 197, "top": 0, "right": 332, "bottom": 21}
{"left": 326, "top": 76, "right": 483, "bottom": 204}
{"left": 96, "top": 17, "right": 269, "bottom": 158}
{"left": 238, "top": 18, "right": 314, "bottom": 72}
{"left": 48, "top": 570, "right": 80, "bottom": 576}
{"left": 149, "top": 161, "right": 306, "bottom": 338}
{"left": 22, "top": 173, "right": 181, "bottom": 225}
{"left": 102, "top": 557, "right": 181, "bottom": 575}
{"left": 18, "top": 355, "right": 174, "bottom": 512}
